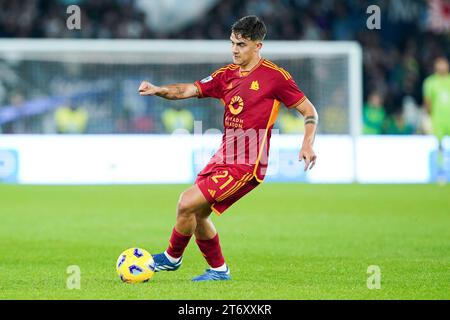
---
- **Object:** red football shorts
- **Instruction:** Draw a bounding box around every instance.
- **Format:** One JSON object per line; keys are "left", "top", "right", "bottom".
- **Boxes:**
{"left": 195, "top": 164, "right": 261, "bottom": 215}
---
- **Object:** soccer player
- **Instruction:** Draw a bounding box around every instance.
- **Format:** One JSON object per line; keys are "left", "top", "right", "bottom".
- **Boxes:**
{"left": 138, "top": 16, "right": 318, "bottom": 281}
{"left": 423, "top": 56, "right": 450, "bottom": 183}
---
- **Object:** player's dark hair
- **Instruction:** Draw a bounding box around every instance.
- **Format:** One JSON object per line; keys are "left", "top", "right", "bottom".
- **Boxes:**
{"left": 231, "top": 15, "right": 267, "bottom": 41}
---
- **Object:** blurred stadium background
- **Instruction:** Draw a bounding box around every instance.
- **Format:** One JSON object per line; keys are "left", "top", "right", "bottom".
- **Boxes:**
{"left": 0, "top": 0, "right": 449, "bottom": 300}
{"left": 0, "top": 0, "right": 449, "bottom": 184}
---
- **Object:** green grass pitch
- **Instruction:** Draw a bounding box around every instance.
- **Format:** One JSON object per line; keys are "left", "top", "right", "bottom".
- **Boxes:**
{"left": 0, "top": 183, "right": 449, "bottom": 300}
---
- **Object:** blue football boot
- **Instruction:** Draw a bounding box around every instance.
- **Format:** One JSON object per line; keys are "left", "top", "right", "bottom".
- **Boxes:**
{"left": 192, "top": 267, "right": 231, "bottom": 282}
{"left": 152, "top": 252, "right": 182, "bottom": 272}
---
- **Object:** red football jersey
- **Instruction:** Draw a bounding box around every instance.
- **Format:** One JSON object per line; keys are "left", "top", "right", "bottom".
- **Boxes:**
{"left": 194, "top": 58, "right": 306, "bottom": 182}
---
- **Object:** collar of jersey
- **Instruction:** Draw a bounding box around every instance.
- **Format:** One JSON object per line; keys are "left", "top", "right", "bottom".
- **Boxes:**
{"left": 239, "top": 58, "right": 264, "bottom": 77}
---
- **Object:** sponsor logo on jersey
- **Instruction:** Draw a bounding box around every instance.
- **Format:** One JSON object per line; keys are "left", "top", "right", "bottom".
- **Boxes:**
{"left": 228, "top": 95, "right": 244, "bottom": 115}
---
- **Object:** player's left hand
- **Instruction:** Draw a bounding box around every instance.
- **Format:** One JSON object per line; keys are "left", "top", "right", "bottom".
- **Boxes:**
{"left": 299, "top": 145, "right": 317, "bottom": 171}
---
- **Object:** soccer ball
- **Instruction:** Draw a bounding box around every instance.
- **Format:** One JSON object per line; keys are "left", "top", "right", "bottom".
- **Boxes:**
{"left": 116, "top": 248, "right": 155, "bottom": 283}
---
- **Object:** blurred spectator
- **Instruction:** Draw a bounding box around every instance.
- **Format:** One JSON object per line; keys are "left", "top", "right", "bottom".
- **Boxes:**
{"left": 384, "top": 110, "right": 415, "bottom": 135}
{"left": 0, "top": 0, "right": 151, "bottom": 39}
{"left": 363, "top": 92, "right": 386, "bottom": 134}
{"left": 278, "top": 109, "right": 305, "bottom": 134}
{"left": 54, "top": 103, "right": 88, "bottom": 134}
{"left": 321, "top": 88, "right": 347, "bottom": 134}
{"left": 422, "top": 56, "right": 450, "bottom": 181}
{"left": 131, "top": 115, "right": 155, "bottom": 133}
{"left": 423, "top": 56, "right": 450, "bottom": 143}
{"left": 162, "top": 107, "right": 194, "bottom": 133}
{"left": 302, "top": 15, "right": 322, "bottom": 40}
{"left": 2, "top": 92, "right": 27, "bottom": 133}
{"left": 330, "top": 1, "right": 354, "bottom": 40}
{"left": 402, "top": 95, "right": 425, "bottom": 134}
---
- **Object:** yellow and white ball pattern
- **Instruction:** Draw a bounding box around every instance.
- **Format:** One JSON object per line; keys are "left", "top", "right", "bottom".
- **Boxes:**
{"left": 116, "top": 248, "right": 155, "bottom": 283}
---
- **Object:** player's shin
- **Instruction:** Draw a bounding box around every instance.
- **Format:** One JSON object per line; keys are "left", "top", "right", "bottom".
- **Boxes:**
{"left": 165, "top": 227, "right": 192, "bottom": 260}
{"left": 195, "top": 233, "right": 227, "bottom": 271}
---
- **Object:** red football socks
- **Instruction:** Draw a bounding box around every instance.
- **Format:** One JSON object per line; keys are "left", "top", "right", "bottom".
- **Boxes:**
{"left": 166, "top": 227, "right": 192, "bottom": 259}
{"left": 195, "top": 233, "right": 225, "bottom": 268}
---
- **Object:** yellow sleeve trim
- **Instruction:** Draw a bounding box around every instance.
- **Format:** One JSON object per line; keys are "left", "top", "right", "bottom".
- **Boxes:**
{"left": 211, "top": 64, "right": 239, "bottom": 77}
{"left": 194, "top": 81, "right": 203, "bottom": 98}
{"left": 287, "top": 96, "right": 307, "bottom": 109}
{"left": 262, "top": 62, "right": 291, "bottom": 80}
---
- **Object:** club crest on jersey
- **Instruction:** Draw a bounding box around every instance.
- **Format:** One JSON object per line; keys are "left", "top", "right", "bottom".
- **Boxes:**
{"left": 228, "top": 96, "right": 244, "bottom": 115}
{"left": 250, "top": 80, "right": 260, "bottom": 91}
{"left": 200, "top": 76, "right": 213, "bottom": 83}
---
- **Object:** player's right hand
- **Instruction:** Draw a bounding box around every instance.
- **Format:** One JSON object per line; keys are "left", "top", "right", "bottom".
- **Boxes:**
{"left": 138, "top": 81, "right": 159, "bottom": 96}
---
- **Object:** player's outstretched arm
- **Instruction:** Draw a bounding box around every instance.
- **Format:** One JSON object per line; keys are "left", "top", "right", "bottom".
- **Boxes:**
{"left": 295, "top": 98, "right": 318, "bottom": 171}
{"left": 138, "top": 81, "right": 199, "bottom": 100}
